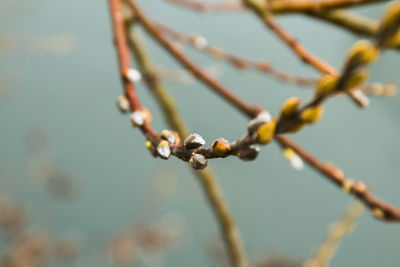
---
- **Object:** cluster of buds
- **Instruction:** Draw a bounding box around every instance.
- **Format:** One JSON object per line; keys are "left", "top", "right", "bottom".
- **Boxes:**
{"left": 376, "top": 2, "right": 400, "bottom": 48}
{"left": 333, "top": 3, "right": 400, "bottom": 98}
{"left": 146, "top": 129, "right": 181, "bottom": 160}
{"left": 277, "top": 97, "right": 323, "bottom": 134}
{"left": 335, "top": 40, "right": 379, "bottom": 94}
{"left": 184, "top": 133, "right": 208, "bottom": 169}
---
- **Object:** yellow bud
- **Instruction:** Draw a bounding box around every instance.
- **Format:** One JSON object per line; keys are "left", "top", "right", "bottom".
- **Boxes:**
{"left": 315, "top": 74, "right": 338, "bottom": 96}
{"left": 383, "top": 2, "right": 400, "bottom": 24}
{"left": 300, "top": 105, "right": 324, "bottom": 124}
{"left": 342, "top": 179, "right": 355, "bottom": 194}
{"left": 371, "top": 208, "right": 385, "bottom": 219}
{"left": 283, "top": 147, "right": 295, "bottom": 159}
{"left": 383, "top": 29, "right": 400, "bottom": 47}
{"left": 255, "top": 119, "right": 276, "bottom": 144}
{"left": 346, "top": 40, "right": 380, "bottom": 66}
{"left": 280, "top": 97, "right": 301, "bottom": 117}
{"left": 377, "top": 2, "right": 400, "bottom": 47}
{"left": 286, "top": 122, "right": 306, "bottom": 133}
{"left": 371, "top": 207, "right": 384, "bottom": 219}
{"left": 145, "top": 140, "right": 152, "bottom": 148}
{"left": 342, "top": 69, "right": 369, "bottom": 90}
{"left": 212, "top": 138, "right": 231, "bottom": 156}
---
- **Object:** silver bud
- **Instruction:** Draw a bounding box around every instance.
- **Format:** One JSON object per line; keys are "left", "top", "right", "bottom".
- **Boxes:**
{"left": 157, "top": 140, "right": 171, "bottom": 159}
{"left": 189, "top": 153, "right": 208, "bottom": 169}
{"left": 161, "top": 130, "right": 176, "bottom": 144}
{"left": 130, "top": 111, "right": 145, "bottom": 127}
{"left": 184, "top": 133, "right": 205, "bottom": 149}
{"left": 125, "top": 68, "right": 142, "bottom": 83}
{"left": 237, "top": 145, "right": 260, "bottom": 161}
{"left": 117, "top": 95, "right": 130, "bottom": 113}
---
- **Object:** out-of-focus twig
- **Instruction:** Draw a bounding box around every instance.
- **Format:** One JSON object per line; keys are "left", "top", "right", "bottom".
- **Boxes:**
{"left": 276, "top": 135, "right": 400, "bottom": 222}
{"left": 303, "top": 201, "right": 364, "bottom": 267}
{"left": 156, "top": 23, "right": 317, "bottom": 87}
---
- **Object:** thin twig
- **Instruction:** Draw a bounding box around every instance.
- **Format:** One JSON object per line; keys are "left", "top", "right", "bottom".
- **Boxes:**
{"left": 166, "top": 0, "right": 387, "bottom": 13}
{"left": 156, "top": 22, "right": 317, "bottom": 87}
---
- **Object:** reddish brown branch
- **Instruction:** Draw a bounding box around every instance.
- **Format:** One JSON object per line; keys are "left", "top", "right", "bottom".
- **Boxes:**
{"left": 109, "top": 0, "right": 162, "bottom": 145}
{"left": 276, "top": 135, "right": 400, "bottom": 222}
{"left": 109, "top": 0, "right": 142, "bottom": 111}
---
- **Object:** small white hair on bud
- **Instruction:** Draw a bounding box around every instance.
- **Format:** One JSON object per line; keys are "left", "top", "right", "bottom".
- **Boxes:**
{"left": 130, "top": 110, "right": 145, "bottom": 127}
{"left": 256, "top": 111, "right": 272, "bottom": 123}
{"left": 126, "top": 68, "right": 142, "bottom": 83}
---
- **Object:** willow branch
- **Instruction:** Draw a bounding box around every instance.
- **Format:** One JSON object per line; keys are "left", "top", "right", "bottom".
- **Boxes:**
{"left": 108, "top": 0, "right": 142, "bottom": 111}
{"left": 121, "top": 0, "right": 400, "bottom": 223}
{"left": 276, "top": 135, "right": 400, "bottom": 222}
{"left": 156, "top": 22, "right": 317, "bottom": 87}
{"left": 126, "top": 24, "right": 249, "bottom": 267}
{"left": 243, "top": 0, "right": 367, "bottom": 107}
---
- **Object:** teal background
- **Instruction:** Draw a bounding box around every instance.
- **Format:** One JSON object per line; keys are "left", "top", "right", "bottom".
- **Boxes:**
{"left": 1, "top": 0, "right": 400, "bottom": 266}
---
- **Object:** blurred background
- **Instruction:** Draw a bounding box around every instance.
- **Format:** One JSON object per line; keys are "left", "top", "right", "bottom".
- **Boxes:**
{"left": 1, "top": 0, "right": 400, "bottom": 266}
